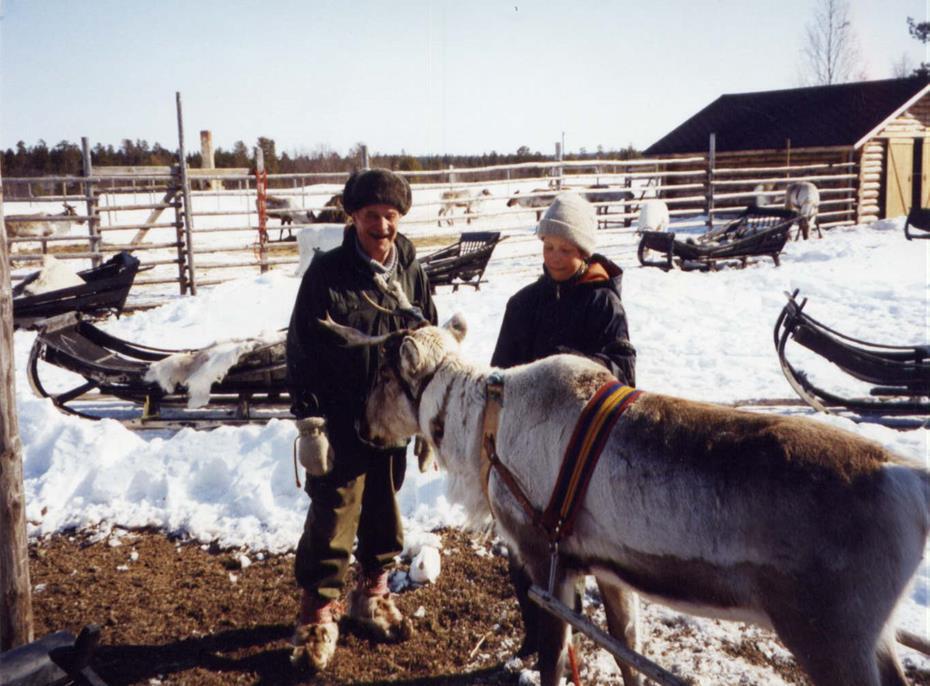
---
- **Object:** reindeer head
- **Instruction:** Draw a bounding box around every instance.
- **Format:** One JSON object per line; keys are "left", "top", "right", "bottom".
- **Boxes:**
{"left": 62, "top": 203, "right": 77, "bottom": 217}
{"left": 319, "top": 312, "right": 467, "bottom": 447}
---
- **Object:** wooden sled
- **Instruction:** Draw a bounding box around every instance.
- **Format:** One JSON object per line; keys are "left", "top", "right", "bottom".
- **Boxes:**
{"left": 421, "top": 231, "right": 506, "bottom": 293}
{"left": 774, "top": 290, "right": 929, "bottom": 417}
{"left": 28, "top": 313, "right": 290, "bottom": 428}
{"left": 13, "top": 252, "right": 141, "bottom": 331}
{"left": 638, "top": 207, "right": 797, "bottom": 271}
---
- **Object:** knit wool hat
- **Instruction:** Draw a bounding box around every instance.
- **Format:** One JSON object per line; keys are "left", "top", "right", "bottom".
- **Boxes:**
{"left": 536, "top": 192, "right": 597, "bottom": 256}
{"left": 342, "top": 168, "right": 412, "bottom": 215}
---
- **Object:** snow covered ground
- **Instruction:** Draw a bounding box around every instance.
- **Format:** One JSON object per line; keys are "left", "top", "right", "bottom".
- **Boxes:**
{"left": 9, "top": 209, "right": 930, "bottom": 684}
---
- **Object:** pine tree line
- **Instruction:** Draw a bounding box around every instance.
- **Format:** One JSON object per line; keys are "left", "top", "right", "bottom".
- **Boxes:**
{"left": 2, "top": 138, "right": 641, "bottom": 179}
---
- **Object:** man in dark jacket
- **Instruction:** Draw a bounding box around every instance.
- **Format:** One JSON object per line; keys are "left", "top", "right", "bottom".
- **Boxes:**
{"left": 490, "top": 192, "right": 635, "bottom": 661}
{"left": 287, "top": 169, "right": 437, "bottom": 672}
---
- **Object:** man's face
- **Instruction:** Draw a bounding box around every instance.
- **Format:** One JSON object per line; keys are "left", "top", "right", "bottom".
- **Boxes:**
{"left": 353, "top": 203, "right": 401, "bottom": 263}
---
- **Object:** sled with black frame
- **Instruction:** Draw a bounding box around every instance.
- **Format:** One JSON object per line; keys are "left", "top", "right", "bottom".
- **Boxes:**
{"left": 420, "top": 231, "right": 506, "bottom": 293}
{"left": 773, "top": 289, "right": 930, "bottom": 418}
{"left": 904, "top": 206, "right": 930, "bottom": 240}
{"left": 13, "top": 251, "right": 142, "bottom": 331}
{"left": 27, "top": 312, "right": 291, "bottom": 429}
{"left": 0, "top": 624, "right": 108, "bottom": 686}
{"left": 637, "top": 206, "right": 797, "bottom": 271}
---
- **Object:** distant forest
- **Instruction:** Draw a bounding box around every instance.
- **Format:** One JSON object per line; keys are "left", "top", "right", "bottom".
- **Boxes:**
{"left": 1, "top": 137, "right": 641, "bottom": 178}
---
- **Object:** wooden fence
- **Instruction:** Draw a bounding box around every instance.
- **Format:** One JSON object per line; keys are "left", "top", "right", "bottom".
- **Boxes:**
{"left": 3, "top": 147, "right": 860, "bottom": 301}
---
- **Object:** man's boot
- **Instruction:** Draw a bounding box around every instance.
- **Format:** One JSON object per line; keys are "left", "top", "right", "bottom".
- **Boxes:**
{"left": 290, "top": 590, "right": 341, "bottom": 672}
{"left": 346, "top": 568, "right": 413, "bottom": 642}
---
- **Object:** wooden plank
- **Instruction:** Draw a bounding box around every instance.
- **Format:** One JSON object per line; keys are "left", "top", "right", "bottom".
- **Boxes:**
{"left": 0, "top": 166, "right": 34, "bottom": 650}
{"left": 529, "top": 587, "right": 688, "bottom": 686}
{"left": 129, "top": 188, "right": 181, "bottom": 245}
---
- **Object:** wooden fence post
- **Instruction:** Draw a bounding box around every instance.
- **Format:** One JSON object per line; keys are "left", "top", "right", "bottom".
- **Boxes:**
{"left": 0, "top": 164, "right": 35, "bottom": 651}
{"left": 200, "top": 130, "right": 219, "bottom": 191}
{"left": 175, "top": 92, "right": 198, "bottom": 295}
{"left": 705, "top": 133, "right": 716, "bottom": 228}
{"left": 254, "top": 147, "right": 268, "bottom": 273}
{"left": 81, "top": 137, "right": 101, "bottom": 268}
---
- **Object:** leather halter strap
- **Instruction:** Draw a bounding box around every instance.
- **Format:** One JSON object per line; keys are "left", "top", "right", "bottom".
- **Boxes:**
{"left": 480, "top": 375, "right": 643, "bottom": 544}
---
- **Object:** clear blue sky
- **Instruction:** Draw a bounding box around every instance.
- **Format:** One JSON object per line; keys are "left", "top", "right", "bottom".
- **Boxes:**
{"left": 0, "top": 0, "right": 926, "bottom": 157}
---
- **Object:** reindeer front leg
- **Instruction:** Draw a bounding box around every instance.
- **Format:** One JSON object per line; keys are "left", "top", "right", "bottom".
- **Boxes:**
{"left": 597, "top": 579, "right": 642, "bottom": 686}
{"left": 527, "top": 559, "right": 577, "bottom": 686}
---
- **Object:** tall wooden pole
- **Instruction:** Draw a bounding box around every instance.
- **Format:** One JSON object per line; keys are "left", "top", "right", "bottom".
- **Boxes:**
{"left": 176, "top": 92, "right": 198, "bottom": 295}
{"left": 0, "top": 161, "right": 35, "bottom": 650}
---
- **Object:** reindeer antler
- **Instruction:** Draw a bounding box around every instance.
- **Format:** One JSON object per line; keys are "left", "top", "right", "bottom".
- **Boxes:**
{"left": 365, "top": 274, "right": 428, "bottom": 325}
{"left": 318, "top": 313, "right": 400, "bottom": 347}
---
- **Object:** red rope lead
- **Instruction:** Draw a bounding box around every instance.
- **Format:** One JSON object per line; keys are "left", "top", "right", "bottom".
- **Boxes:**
{"left": 567, "top": 642, "right": 582, "bottom": 686}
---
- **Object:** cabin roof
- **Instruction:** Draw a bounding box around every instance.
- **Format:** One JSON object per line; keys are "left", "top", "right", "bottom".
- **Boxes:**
{"left": 645, "top": 77, "right": 930, "bottom": 155}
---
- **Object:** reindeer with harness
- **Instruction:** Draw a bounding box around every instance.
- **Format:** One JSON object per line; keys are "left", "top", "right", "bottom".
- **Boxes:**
{"left": 320, "top": 276, "right": 930, "bottom": 686}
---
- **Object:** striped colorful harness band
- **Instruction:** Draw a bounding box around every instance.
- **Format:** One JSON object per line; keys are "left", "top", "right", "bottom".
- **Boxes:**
{"left": 540, "top": 381, "right": 643, "bottom": 542}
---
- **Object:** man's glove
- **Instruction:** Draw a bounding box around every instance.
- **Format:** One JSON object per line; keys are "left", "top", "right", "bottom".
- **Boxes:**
{"left": 414, "top": 436, "right": 436, "bottom": 473}
{"left": 294, "top": 417, "right": 333, "bottom": 477}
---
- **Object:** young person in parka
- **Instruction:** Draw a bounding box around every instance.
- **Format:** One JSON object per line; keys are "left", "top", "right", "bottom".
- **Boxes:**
{"left": 490, "top": 191, "right": 636, "bottom": 660}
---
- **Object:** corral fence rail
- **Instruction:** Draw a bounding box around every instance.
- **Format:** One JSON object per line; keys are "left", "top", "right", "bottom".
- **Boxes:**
{"left": 4, "top": 140, "right": 860, "bottom": 302}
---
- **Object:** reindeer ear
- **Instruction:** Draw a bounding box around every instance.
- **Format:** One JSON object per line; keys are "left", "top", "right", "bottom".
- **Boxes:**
{"left": 443, "top": 313, "right": 467, "bottom": 343}
{"left": 399, "top": 337, "right": 422, "bottom": 374}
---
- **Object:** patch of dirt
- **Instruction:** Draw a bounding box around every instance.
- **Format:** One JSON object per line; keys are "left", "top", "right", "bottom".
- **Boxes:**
{"left": 25, "top": 526, "right": 930, "bottom": 686}
{"left": 29, "top": 527, "right": 524, "bottom": 685}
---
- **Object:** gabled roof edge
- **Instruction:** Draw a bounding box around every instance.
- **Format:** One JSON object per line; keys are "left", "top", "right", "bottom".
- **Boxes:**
{"left": 853, "top": 83, "right": 930, "bottom": 150}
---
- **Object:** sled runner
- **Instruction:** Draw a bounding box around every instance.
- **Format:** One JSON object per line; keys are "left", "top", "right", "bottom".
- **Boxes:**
{"left": 420, "top": 231, "right": 506, "bottom": 292}
{"left": 13, "top": 251, "right": 141, "bottom": 330}
{"left": 637, "top": 206, "right": 797, "bottom": 271}
{"left": 28, "top": 313, "right": 290, "bottom": 427}
{"left": 904, "top": 206, "right": 930, "bottom": 240}
{"left": 0, "top": 624, "right": 108, "bottom": 686}
{"left": 774, "top": 290, "right": 930, "bottom": 417}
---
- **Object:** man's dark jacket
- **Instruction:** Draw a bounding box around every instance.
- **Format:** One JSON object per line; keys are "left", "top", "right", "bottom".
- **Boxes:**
{"left": 286, "top": 227, "right": 437, "bottom": 453}
{"left": 490, "top": 254, "right": 636, "bottom": 385}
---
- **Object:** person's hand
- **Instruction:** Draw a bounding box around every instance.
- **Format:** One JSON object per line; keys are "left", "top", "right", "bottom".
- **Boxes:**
{"left": 414, "top": 436, "right": 436, "bottom": 473}
{"left": 295, "top": 417, "right": 333, "bottom": 477}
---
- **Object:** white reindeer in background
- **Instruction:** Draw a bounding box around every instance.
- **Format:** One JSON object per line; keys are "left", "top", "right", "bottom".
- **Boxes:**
{"left": 785, "top": 181, "right": 821, "bottom": 240}
{"left": 321, "top": 307, "right": 930, "bottom": 686}
{"left": 437, "top": 188, "right": 492, "bottom": 226}
{"left": 506, "top": 189, "right": 556, "bottom": 221}
{"left": 4, "top": 203, "right": 84, "bottom": 253}
{"left": 636, "top": 199, "right": 670, "bottom": 232}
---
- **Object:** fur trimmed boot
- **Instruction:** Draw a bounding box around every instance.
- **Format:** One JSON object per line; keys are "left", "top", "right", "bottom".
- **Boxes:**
{"left": 346, "top": 569, "right": 413, "bottom": 642}
{"left": 290, "top": 591, "right": 341, "bottom": 672}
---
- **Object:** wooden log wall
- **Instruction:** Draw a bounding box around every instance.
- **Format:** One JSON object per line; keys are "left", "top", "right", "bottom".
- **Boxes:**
{"left": 858, "top": 141, "right": 883, "bottom": 224}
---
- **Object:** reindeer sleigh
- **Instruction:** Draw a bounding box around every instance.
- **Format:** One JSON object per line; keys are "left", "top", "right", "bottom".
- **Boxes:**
{"left": 637, "top": 206, "right": 797, "bottom": 271}
{"left": 27, "top": 313, "right": 290, "bottom": 428}
{"left": 13, "top": 251, "right": 141, "bottom": 331}
{"left": 775, "top": 290, "right": 930, "bottom": 419}
{"left": 320, "top": 279, "right": 930, "bottom": 686}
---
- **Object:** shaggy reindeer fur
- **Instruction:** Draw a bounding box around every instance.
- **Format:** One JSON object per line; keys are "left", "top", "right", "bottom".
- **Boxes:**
{"left": 785, "top": 181, "right": 820, "bottom": 240}
{"left": 324, "top": 316, "right": 930, "bottom": 686}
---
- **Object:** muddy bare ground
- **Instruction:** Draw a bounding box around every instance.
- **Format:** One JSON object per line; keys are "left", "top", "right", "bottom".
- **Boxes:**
{"left": 29, "top": 527, "right": 526, "bottom": 685}
{"left": 26, "top": 527, "right": 930, "bottom": 686}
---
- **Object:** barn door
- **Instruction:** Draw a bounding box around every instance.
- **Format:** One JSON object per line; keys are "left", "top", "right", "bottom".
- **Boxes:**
{"left": 916, "top": 138, "right": 930, "bottom": 207}
{"left": 885, "top": 140, "right": 911, "bottom": 218}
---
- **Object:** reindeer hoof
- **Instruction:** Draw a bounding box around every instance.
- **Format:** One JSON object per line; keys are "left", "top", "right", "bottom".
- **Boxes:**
{"left": 290, "top": 621, "right": 339, "bottom": 672}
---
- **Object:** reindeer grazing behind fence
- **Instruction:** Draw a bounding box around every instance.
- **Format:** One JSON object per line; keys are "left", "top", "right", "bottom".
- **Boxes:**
{"left": 785, "top": 181, "right": 821, "bottom": 240}
{"left": 4, "top": 203, "right": 84, "bottom": 253}
{"left": 263, "top": 195, "right": 314, "bottom": 240}
{"left": 320, "top": 310, "right": 930, "bottom": 686}
{"left": 507, "top": 189, "right": 555, "bottom": 221}
{"left": 437, "top": 189, "right": 492, "bottom": 226}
